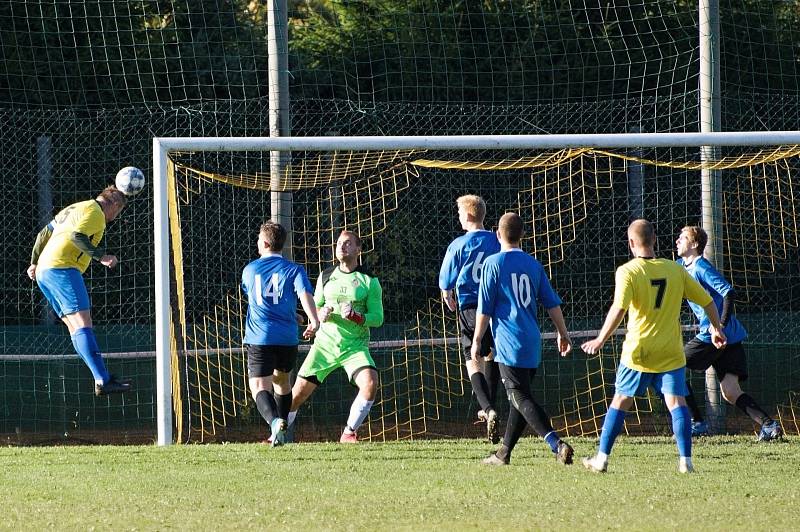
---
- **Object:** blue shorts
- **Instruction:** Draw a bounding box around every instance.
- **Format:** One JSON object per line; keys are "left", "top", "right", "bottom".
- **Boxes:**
{"left": 614, "top": 363, "right": 688, "bottom": 397}
{"left": 36, "top": 268, "right": 90, "bottom": 317}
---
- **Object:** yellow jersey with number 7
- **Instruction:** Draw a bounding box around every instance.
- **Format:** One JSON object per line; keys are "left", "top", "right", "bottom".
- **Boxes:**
{"left": 612, "top": 257, "right": 711, "bottom": 373}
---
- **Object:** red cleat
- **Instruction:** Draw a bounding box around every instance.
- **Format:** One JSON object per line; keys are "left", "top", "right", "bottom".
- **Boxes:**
{"left": 339, "top": 431, "right": 358, "bottom": 443}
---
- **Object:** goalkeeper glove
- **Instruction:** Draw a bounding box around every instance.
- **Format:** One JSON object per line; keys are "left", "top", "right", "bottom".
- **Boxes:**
{"left": 340, "top": 302, "right": 365, "bottom": 325}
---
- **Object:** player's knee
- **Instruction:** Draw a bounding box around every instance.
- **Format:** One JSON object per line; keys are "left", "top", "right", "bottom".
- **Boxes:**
{"left": 720, "top": 380, "right": 742, "bottom": 404}
{"left": 507, "top": 388, "right": 526, "bottom": 410}
{"left": 291, "top": 377, "right": 316, "bottom": 409}
{"left": 272, "top": 370, "right": 289, "bottom": 387}
{"left": 357, "top": 370, "right": 378, "bottom": 398}
{"left": 465, "top": 358, "right": 480, "bottom": 375}
{"left": 248, "top": 377, "right": 271, "bottom": 398}
{"left": 611, "top": 394, "right": 633, "bottom": 410}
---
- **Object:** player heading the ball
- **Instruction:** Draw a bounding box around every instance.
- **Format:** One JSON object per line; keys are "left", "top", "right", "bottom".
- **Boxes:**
{"left": 28, "top": 185, "right": 134, "bottom": 396}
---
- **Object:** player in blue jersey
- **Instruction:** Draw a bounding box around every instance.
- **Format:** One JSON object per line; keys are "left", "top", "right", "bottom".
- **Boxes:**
{"left": 581, "top": 220, "right": 726, "bottom": 474}
{"left": 676, "top": 226, "right": 782, "bottom": 441}
{"left": 27, "top": 186, "right": 132, "bottom": 396}
{"left": 241, "top": 221, "right": 320, "bottom": 446}
{"left": 439, "top": 195, "right": 503, "bottom": 443}
{"left": 472, "top": 212, "right": 575, "bottom": 466}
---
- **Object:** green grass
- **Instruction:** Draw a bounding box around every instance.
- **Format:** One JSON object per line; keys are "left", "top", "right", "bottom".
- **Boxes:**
{"left": 1, "top": 436, "right": 798, "bottom": 530}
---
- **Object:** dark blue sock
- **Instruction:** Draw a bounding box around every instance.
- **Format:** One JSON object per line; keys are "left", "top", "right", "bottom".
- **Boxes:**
{"left": 598, "top": 407, "right": 626, "bottom": 455}
{"left": 544, "top": 431, "right": 560, "bottom": 453}
{"left": 671, "top": 405, "right": 692, "bottom": 458}
{"left": 71, "top": 328, "right": 110, "bottom": 384}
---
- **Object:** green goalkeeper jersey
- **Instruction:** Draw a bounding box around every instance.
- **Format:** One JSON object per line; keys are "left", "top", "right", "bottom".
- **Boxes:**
{"left": 314, "top": 265, "right": 384, "bottom": 349}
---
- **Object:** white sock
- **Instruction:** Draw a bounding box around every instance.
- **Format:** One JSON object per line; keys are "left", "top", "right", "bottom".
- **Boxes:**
{"left": 596, "top": 452, "right": 609, "bottom": 463}
{"left": 679, "top": 456, "right": 693, "bottom": 467}
{"left": 288, "top": 410, "right": 297, "bottom": 426}
{"left": 345, "top": 396, "right": 374, "bottom": 433}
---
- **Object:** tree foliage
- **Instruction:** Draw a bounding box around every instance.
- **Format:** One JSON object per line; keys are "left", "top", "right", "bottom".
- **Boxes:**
{"left": 0, "top": 0, "right": 798, "bottom": 108}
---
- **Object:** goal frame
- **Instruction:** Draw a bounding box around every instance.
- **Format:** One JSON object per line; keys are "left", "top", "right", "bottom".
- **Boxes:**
{"left": 153, "top": 131, "right": 800, "bottom": 445}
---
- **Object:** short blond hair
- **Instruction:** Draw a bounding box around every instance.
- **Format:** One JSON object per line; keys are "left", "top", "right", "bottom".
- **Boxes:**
{"left": 681, "top": 225, "right": 708, "bottom": 254}
{"left": 456, "top": 195, "right": 486, "bottom": 222}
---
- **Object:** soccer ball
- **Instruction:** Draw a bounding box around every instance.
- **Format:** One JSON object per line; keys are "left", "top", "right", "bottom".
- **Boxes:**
{"left": 115, "top": 166, "right": 146, "bottom": 196}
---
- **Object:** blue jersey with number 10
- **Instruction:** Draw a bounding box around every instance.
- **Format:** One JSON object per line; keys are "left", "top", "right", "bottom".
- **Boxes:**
{"left": 241, "top": 255, "right": 313, "bottom": 346}
{"left": 439, "top": 230, "right": 500, "bottom": 308}
{"left": 477, "top": 249, "right": 562, "bottom": 368}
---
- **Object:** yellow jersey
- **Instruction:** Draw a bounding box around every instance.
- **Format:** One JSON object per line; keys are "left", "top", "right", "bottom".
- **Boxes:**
{"left": 613, "top": 258, "right": 712, "bottom": 373}
{"left": 37, "top": 200, "right": 106, "bottom": 274}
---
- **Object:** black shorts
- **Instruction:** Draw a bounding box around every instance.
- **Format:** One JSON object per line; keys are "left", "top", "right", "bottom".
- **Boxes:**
{"left": 458, "top": 307, "right": 494, "bottom": 363}
{"left": 684, "top": 339, "right": 748, "bottom": 381}
{"left": 498, "top": 363, "right": 537, "bottom": 393}
{"left": 246, "top": 344, "right": 298, "bottom": 378}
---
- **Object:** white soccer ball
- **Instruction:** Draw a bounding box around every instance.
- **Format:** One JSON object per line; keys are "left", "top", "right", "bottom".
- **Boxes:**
{"left": 115, "top": 166, "right": 146, "bottom": 196}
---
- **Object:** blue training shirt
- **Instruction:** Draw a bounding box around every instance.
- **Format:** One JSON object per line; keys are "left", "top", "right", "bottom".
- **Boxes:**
{"left": 241, "top": 255, "right": 313, "bottom": 346}
{"left": 439, "top": 230, "right": 501, "bottom": 308}
{"left": 477, "top": 249, "right": 562, "bottom": 368}
{"left": 678, "top": 256, "right": 747, "bottom": 344}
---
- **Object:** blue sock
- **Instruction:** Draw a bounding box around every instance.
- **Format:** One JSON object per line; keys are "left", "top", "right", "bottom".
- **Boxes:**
{"left": 671, "top": 405, "right": 692, "bottom": 458}
{"left": 599, "top": 407, "right": 626, "bottom": 455}
{"left": 544, "top": 431, "right": 560, "bottom": 453}
{"left": 71, "top": 328, "right": 110, "bottom": 384}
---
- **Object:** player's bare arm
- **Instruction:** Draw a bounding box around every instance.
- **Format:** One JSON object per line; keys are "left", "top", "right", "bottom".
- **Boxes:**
{"left": 701, "top": 300, "right": 727, "bottom": 349}
{"left": 300, "top": 292, "right": 320, "bottom": 339}
{"left": 441, "top": 289, "right": 457, "bottom": 312}
{"left": 546, "top": 306, "right": 571, "bottom": 356}
{"left": 581, "top": 306, "right": 626, "bottom": 355}
{"left": 317, "top": 305, "right": 334, "bottom": 322}
{"left": 471, "top": 312, "right": 491, "bottom": 360}
{"left": 100, "top": 255, "right": 118, "bottom": 269}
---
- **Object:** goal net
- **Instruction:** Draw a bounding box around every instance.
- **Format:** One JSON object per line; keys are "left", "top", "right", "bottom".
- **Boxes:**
{"left": 4, "top": 0, "right": 800, "bottom": 445}
{"left": 160, "top": 136, "right": 800, "bottom": 443}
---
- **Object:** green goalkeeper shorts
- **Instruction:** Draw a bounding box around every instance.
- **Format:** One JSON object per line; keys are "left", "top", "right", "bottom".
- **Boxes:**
{"left": 298, "top": 338, "right": 376, "bottom": 384}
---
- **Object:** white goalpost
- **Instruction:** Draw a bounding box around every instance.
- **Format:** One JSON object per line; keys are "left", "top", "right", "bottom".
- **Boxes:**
{"left": 153, "top": 131, "right": 800, "bottom": 445}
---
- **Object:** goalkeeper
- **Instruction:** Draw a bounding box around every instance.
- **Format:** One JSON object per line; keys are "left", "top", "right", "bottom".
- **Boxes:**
{"left": 288, "top": 230, "right": 384, "bottom": 443}
{"left": 27, "top": 186, "right": 132, "bottom": 396}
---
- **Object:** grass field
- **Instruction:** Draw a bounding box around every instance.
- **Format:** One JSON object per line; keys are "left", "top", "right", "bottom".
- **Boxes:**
{"left": 1, "top": 436, "right": 797, "bottom": 531}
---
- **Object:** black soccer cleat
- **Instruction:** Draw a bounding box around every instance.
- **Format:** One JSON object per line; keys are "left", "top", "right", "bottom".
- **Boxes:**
{"left": 556, "top": 441, "right": 574, "bottom": 465}
{"left": 95, "top": 375, "right": 133, "bottom": 396}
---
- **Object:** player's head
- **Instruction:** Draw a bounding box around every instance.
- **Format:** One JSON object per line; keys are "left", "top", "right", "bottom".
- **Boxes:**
{"left": 258, "top": 221, "right": 286, "bottom": 253}
{"left": 497, "top": 212, "right": 524, "bottom": 245}
{"left": 676, "top": 225, "right": 707, "bottom": 258}
{"left": 627, "top": 219, "right": 655, "bottom": 253}
{"left": 96, "top": 186, "right": 128, "bottom": 221}
{"left": 456, "top": 195, "right": 486, "bottom": 228}
{"left": 336, "top": 230, "right": 362, "bottom": 263}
